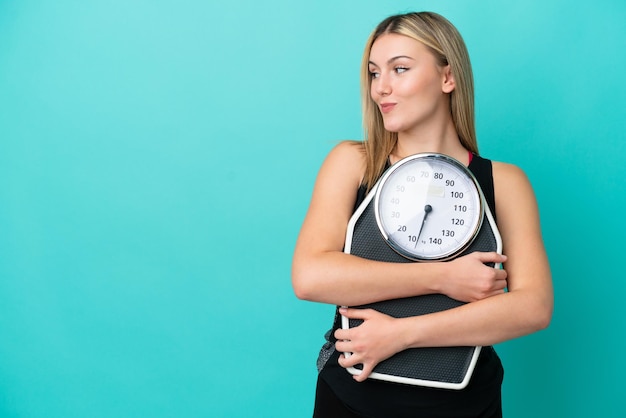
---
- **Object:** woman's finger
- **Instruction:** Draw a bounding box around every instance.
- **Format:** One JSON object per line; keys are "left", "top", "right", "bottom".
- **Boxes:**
{"left": 339, "top": 307, "right": 373, "bottom": 319}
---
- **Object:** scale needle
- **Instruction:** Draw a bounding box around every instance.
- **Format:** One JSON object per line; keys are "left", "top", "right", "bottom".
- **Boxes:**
{"left": 414, "top": 204, "right": 433, "bottom": 248}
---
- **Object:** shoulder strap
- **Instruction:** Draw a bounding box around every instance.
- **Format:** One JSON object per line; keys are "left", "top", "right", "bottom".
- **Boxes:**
{"left": 353, "top": 160, "right": 391, "bottom": 212}
{"left": 468, "top": 154, "right": 497, "bottom": 223}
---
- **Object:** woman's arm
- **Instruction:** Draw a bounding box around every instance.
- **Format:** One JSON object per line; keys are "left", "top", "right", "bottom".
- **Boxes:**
{"left": 335, "top": 162, "right": 553, "bottom": 381}
{"left": 291, "top": 142, "right": 507, "bottom": 307}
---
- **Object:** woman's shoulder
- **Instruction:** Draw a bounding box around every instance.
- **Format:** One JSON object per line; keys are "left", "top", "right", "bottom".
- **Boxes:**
{"left": 327, "top": 140, "right": 366, "bottom": 162}
{"left": 491, "top": 160, "right": 530, "bottom": 187}
{"left": 319, "top": 140, "right": 367, "bottom": 181}
{"left": 490, "top": 160, "right": 538, "bottom": 216}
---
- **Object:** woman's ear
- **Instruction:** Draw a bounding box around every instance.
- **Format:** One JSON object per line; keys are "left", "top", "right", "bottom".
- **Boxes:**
{"left": 441, "top": 65, "right": 456, "bottom": 93}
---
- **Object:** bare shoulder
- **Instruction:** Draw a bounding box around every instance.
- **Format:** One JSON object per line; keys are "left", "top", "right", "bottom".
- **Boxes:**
{"left": 492, "top": 161, "right": 530, "bottom": 185}
{"left": 491, "top": 160, "right": 543, "bottom": 249}
{"left": 295, "top": 141, "right": 367, "bottom": 256}
{"left": 316, "top": 140, "right": 366, "bottom": 191}
{"left": 323, "top": 140, "right": 366, "bottom": 173}
{"left": 491, "top": 161, "right": 536, "bottom": 207}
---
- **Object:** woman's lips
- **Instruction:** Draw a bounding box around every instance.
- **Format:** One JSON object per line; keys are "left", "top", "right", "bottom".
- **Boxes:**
{"left": 380, "top": 103, "right": 396, "bottom": 113}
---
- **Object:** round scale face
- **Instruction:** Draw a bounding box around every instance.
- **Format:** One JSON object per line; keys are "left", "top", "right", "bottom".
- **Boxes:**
{"left": 374, "top": 154, "right": 483, "bottom": 261}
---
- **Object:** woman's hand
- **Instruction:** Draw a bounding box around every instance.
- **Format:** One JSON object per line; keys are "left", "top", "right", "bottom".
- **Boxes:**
{"left": 334, "top": 307, "right": 410, "bottom": 382}
{"left": 439, "top": 252, "right": 508, "bottom": 303}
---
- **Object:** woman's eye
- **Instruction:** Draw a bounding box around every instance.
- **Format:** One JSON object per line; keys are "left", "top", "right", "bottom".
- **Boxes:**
{"left": 395, "top": 66, "right": 409, "bottom": 74}
{"left": 369, "top": 70, "right": 380, "bottom": 79}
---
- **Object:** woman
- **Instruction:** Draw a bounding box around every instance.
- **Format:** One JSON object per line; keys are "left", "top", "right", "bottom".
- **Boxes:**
{"left": 292, "top": 11, "right": 553, "bottom": 418}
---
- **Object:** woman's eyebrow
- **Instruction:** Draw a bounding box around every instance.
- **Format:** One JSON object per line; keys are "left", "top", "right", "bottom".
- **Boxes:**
{"left": 368, "top": 55, "right": 415, "bottom": 67}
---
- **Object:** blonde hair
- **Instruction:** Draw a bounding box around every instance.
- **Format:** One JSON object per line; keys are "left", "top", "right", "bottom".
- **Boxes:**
{"left": 361, "top": 11, "right": 477, "bottom": 190}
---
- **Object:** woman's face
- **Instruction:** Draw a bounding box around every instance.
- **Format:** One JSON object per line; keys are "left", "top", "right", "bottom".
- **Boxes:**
{"left": 368, "top": 33, "right": 453, "bottom": 135}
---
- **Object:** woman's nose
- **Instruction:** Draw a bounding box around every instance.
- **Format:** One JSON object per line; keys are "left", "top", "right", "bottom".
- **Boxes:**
{"left": 375, "top": 74, "right": 391, "bottom": 96}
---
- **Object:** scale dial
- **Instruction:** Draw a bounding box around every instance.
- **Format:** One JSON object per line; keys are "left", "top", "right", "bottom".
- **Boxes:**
{"left": 374, "top": 153, "right": 484, "bottom": 261}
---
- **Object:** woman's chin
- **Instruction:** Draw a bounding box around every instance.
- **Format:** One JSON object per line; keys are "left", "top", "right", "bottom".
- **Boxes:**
{"left": 383, "top": 122, "right": 402, "bottom": 133}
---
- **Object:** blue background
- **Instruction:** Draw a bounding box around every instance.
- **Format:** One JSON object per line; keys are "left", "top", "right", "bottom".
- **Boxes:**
{"left": 1, "top": 0, "right": 625, "bottom": 417}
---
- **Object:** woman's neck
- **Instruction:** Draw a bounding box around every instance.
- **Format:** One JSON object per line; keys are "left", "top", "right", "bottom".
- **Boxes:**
{"left": 391, "top": 119, "right": 468, "bottom": 165}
